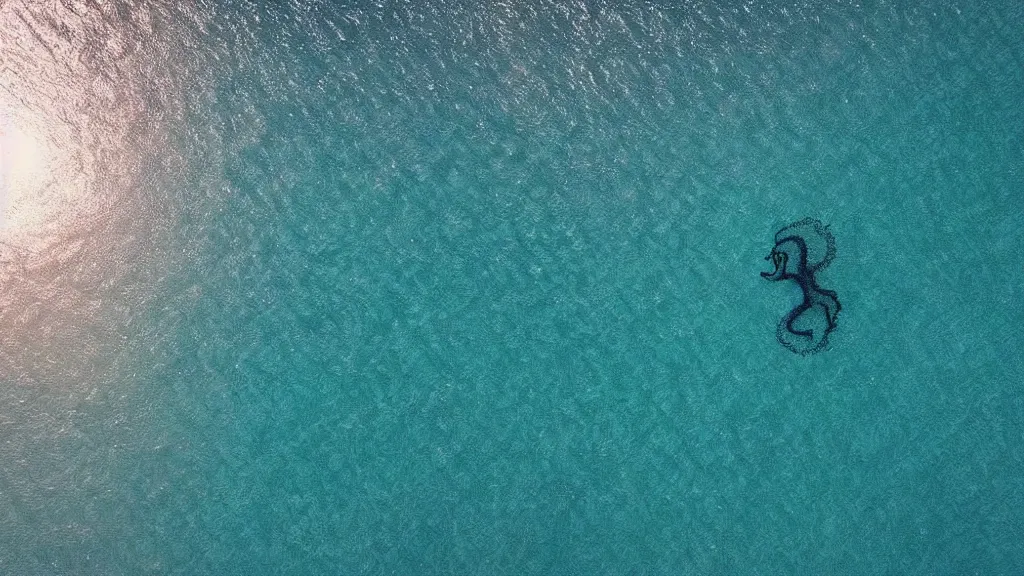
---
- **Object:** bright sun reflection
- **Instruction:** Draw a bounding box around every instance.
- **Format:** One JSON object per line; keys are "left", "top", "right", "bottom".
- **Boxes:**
{"left": 0, "top": 1, "right": 185, "bottom": 396}
{"left": 0, "top": 113, "right": 52, "bottom": 236}
{"left": 0, "top": 98, "right": 99, "bottom": 256}
{"left": 1, "top": 3, "right": 147, "bottom": 257}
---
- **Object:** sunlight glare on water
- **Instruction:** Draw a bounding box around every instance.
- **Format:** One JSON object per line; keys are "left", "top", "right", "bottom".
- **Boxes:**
{"left": 1, "top": 2, "right": 215, "bottom": 569}
{"left": 0, "top": 65, "right": 105, "bottom": 260}
{"left": 0, "top": 108, "right": 63, "bottom": 241}
{"left": 0, "top": 0, "right": 212, "bottom": 445}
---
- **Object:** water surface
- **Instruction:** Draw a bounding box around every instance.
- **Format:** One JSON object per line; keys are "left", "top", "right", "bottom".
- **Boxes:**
{"left": 1, "top": 1, "right": 1022, "bottom": 574}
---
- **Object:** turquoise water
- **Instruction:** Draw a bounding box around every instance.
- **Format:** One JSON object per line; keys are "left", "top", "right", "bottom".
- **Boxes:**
{"left": 1, "top": 1, "right": 1022, "bottom": 574}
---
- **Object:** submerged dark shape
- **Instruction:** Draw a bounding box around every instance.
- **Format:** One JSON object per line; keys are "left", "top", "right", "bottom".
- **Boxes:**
{"left": 761, "top": 218, "right": 841, "bottom": 355}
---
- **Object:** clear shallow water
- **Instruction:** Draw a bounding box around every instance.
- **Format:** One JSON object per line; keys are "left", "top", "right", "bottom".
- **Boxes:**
{"left": 1, "top": 1, "right": 1022, "bottom": 574}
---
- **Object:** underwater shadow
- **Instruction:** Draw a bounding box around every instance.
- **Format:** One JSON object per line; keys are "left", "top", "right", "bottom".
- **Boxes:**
{"left": 761, "top": 218, "right": 841, "bottom": 355}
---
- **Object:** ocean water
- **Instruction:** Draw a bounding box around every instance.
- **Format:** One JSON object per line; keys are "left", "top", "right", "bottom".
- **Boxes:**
{"left": 1, "top": 1, "right": 1022, "bottom": 574}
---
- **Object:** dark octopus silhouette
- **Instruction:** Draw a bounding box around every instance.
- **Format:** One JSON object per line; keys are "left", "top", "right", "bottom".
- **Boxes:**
{"left": 761, "top": 218, "right": 841, "bottom": 355}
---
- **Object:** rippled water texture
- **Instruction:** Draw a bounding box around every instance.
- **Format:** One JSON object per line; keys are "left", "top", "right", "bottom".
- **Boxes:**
{"left": 2, "top": 1, "right": 1023, "bottom": 574}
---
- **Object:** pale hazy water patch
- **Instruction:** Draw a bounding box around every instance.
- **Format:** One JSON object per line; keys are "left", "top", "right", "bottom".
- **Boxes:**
{"left": 0, "top": 2, "right": 225, "bottom": 571}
